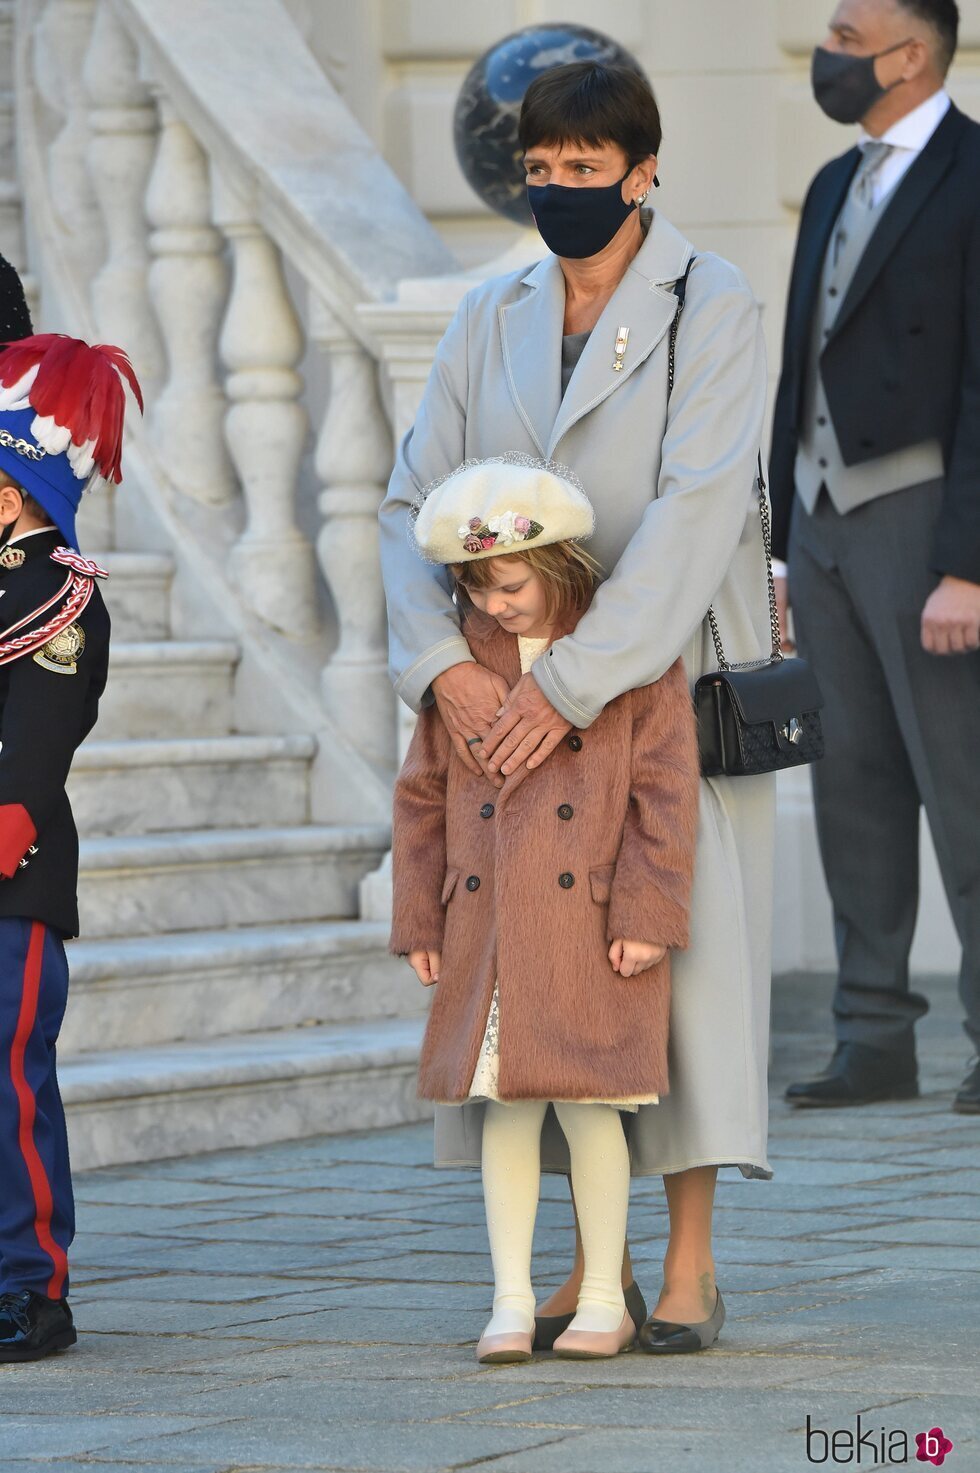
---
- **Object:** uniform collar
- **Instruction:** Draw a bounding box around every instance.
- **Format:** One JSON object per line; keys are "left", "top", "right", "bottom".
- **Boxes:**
{"left": 6, "top": 525, "right": 58, "bottom": 547}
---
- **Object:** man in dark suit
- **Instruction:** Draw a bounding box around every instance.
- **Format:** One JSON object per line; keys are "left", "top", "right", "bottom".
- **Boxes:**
{"left": 769, "top": 0, "right": 980, "bottom": 1111}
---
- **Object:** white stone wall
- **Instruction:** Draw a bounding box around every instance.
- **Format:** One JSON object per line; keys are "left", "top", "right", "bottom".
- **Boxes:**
{"left": 312, "top": 0, "right": 977, "bottom": 973}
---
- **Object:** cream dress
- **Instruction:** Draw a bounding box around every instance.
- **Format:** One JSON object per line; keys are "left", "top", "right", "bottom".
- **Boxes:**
{"left": 465, "top": 632, "right": 659, "bottom": 1112}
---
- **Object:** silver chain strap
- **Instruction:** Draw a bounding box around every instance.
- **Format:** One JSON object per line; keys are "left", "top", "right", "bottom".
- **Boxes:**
{"left": 0, "top": 428, "right": 46, "bottom": 462}
{"left": 668, "top": 276, "right": 782, "bottom": 674}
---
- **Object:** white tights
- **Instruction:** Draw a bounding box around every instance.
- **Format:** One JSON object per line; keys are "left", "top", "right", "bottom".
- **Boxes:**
{"left": 481, "top": 1099, "right": 630, "bottom": 1337}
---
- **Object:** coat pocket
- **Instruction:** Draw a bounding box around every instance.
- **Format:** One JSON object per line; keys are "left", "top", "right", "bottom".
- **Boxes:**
{"left": 589, "top": 864, "right": 616, "bottom": 904}
{"left": 441, "top": 867, "right": 461, "bottom": 905}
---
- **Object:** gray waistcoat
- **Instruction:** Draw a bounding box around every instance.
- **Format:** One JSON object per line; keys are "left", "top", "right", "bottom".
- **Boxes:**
{"left": 795, "top": 155, "right": 944, "bottom": 515}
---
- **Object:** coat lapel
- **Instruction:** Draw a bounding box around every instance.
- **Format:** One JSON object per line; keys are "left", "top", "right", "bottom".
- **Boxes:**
{"left": 498, "top": 212, "right": 694, "bottom": 461}
{"left": 830, "top": 104, "right": 965, "bottom": 344}
{"left": 548, "top": 211, "right": 693, "bottom": 458}
{"left": 498, "top": 257, "right": 565, "bottom": 458}
{"left": 791, "top": 150, "right": 859, "bottom": 351}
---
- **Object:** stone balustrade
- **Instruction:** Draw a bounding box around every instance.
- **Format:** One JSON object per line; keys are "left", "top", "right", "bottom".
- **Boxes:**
{"left": 13, "top": 0, "right": 454, "bottom": 807}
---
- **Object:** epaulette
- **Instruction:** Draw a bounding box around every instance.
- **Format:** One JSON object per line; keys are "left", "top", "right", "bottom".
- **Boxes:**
{"left": 0, "top": 547, "right": 107, "bottom": 668}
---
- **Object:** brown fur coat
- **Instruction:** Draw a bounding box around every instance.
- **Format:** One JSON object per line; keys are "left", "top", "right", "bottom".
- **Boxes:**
{"left": 389, "top": 611, "right": 700, "bottom": 1103}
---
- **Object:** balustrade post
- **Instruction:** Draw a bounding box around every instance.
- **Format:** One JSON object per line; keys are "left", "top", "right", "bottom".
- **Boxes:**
{"left": 0, "top": 1, "right": 26, "bottom": 276}
{"left": 145, "top": 93, "right": 233, "bottom": 505}
{"left": 212, "top": 166, "right": 317, "bottom": 637}
{"left": 310, "top": 294, "right": 396, "bottom": 771}
{"left": 33, "top": 0, "right": 104, "bottom": 286}
{"left": 82, "top": 0, "right": 163, "bottom": 391}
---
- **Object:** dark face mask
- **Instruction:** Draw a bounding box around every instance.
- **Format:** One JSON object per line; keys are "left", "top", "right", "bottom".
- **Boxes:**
{"left": 527, "top": 169, "right": 638, "bottom": 259}
{"left": 811, "top": 39, "right": 912, "bottom": 125}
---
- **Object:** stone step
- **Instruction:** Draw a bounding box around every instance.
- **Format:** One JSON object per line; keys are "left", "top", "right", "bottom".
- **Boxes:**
{"left": 61, "top": 1016, "right": 429, "bottom": 1169}
{"left": 62, "top": 920, "right": 422, "bottom": 1052}
{"left": 97, "top": 640, "right": 239, "bottom": 739}
{"left": 68, "top": 734, "right": 314, "bottom": 836}
{"left": 77, "top": 824, "right": 392, "bottom": 939}
{"left": 94, "top": 552, "right": 174, "bottom": 641}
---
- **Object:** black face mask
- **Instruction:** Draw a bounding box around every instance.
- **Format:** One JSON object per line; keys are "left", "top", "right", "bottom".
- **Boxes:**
{"left": 811, "top": 39, "right": 912, "bottom": 125}
{"left": 527, "top": 169, "right": 638, "bottom": 259}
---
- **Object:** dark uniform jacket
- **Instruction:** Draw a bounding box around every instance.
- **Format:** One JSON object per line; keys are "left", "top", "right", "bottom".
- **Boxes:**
{"left": 0, "top": 529, "right": 110, "bottom": 936}
{"left": 769, "top": 103, "right": 980, "bottom": 582}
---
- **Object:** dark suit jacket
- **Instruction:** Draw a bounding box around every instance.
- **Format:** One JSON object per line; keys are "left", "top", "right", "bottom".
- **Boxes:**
{"left": 769, "top": 103, "right": 980, "bottom": 582}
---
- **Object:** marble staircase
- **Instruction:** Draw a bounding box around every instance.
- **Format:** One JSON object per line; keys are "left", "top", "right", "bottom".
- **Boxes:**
{"left": 59, "top": 552, "right": 429, "bottom": 1170}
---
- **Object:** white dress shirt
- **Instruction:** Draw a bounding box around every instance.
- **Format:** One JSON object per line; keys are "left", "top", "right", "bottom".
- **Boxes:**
{"left": 773, "top": 88, "right": 951, "bottom": 580}
{"left": 857, "top": 87, "right": 951, "bottom": 204}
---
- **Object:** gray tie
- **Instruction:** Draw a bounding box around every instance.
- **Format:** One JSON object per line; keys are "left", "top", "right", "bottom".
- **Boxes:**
{"left": 834, "top": 141, "right": 894, "bottom": 263}
{"left": 854, "top": 139, "right": 894, "bottom": 207}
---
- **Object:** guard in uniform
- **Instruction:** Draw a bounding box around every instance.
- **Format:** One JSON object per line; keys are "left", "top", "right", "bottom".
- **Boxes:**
{"left": 0, "top": 333, "right": 141, "bottom": 1361}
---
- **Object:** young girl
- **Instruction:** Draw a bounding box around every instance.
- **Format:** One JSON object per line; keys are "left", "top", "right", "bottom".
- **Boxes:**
{"left": 389, "top": 456, "right": 700, "bottom": 1363}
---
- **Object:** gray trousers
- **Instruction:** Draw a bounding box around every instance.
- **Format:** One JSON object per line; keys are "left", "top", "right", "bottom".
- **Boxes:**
{"left": 788, "top": 480, "right": 980, "bottom": 1054}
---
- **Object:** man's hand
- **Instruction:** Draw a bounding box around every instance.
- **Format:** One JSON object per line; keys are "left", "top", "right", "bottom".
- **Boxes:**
{"left": 774, "top": 574, "right": 796, "bottom": 654}
{"left": 408, "top": 948, "right": 441, "bottom": 986}
{"left": 479, "top": 672, "right": 572, "bottom": 776}
{"left": 608, "top": 939, "right": 667, "bottom": 977}
{"left": 921, "top": 575, "right": 980, "bottom": 655}
{"left": 433, "top": 662, "right": 512, "bottom": 786}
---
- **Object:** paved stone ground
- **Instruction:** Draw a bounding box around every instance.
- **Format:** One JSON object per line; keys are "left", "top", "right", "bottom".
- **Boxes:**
{"left": 0, "top": 972, "right": 977, "bottom": 1473}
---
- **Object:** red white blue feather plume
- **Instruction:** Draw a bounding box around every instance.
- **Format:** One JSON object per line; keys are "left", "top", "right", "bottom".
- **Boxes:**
{"left": 0, "top": 334, "right": 143, "bottom": 484}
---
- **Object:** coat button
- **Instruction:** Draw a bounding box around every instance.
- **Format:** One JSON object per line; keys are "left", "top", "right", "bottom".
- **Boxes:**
{"left": 567, "top": 734, "right": 583, "bottom": 751}
{"left": 818, "top": 457, "right": 828, "bottom": 468}
{"left": 557, "top": 804, "right": 573, "bottom": 820}
{"left": 465, "top": 875, "right": 480, "bottom": 891}
{"left": 480, "top": 803, "right": 495, "bottom": 818}
{"left": 817, "top": 415, "right": 827, "bottom": 427}
{"left": 558, "top": 872, "right": 575, "bottom": 888}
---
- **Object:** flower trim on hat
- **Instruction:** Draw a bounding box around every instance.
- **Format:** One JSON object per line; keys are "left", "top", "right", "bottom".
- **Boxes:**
{"left": 456, "top": 510, "right": 544, "bottom": 554}
{"left": 408, "top": 452, "right": 588, "bottom": 566}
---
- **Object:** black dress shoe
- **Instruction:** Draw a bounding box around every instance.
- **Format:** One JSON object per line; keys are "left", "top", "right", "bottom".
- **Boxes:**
{"left": 0, "top": 1291, "right": 76, "bottom": 1362}
{"left": 534, "top": 1279, "right": 647, "bottom": 1352}
{"left": 784, "top": 1041, "right": 918, "bottom": 1108}
{"left": 637, "top": 1287, "right": 725, "bottom": 1353}
{"left": 953, "top": 1057, "right": 980, "bottom": 1114}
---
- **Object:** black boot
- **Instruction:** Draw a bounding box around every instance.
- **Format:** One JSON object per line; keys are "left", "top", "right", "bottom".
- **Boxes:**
{"left": 784, "top": 1040, "right": 918, "bottom": 1108}
{"left": 953, "top": 1057, "right": 980, "bottom": 1115}
{"left": 0, "top": 1291, "right": 76, "bottom": 1362}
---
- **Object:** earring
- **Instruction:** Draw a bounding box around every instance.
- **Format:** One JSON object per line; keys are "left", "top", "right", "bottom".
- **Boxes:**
{"left": 636, "top": 190, "right": 649, "bottom": 206}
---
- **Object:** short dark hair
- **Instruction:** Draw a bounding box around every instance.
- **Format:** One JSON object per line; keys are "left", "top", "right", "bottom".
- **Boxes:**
{"left": 518, "top": 61, "right": 662, "bottom": 166}
{"left": 895, "top": 0, "right": 959, "bottom": 73}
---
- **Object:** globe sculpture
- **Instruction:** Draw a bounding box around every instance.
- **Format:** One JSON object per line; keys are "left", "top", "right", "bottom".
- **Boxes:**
{"left": 453, "top": 24, "right": 648, "bottom": 226}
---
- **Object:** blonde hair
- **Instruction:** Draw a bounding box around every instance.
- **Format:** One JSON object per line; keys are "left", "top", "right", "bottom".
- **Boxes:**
{"left": 450, "top": 539, "right": 604, "bottom": 628}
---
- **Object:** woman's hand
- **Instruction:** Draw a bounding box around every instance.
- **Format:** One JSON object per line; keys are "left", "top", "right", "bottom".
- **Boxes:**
{"left": 609, "top": 939, "right": 667, "bottom": 977}
{"left": 479, "top": 672, "right": 572, "bottom": 775}
{"left": 408, "top": 949, "right": 441, "bottom": 986}
{"left": 433, "top": 662, "right": 512, "bottom": 786}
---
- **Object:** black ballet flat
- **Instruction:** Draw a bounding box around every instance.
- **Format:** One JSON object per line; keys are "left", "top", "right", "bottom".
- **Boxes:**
{"left": 534, "top": 1279, "right": 648, "bottom": 1352}
{"left": 637, "top": 1287, "right": 725, "bottom": 1353}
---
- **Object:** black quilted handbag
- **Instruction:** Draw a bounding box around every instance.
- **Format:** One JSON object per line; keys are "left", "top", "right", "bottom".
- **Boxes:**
{"left": 668, "top": 261, "right": 825, "bottom": 777}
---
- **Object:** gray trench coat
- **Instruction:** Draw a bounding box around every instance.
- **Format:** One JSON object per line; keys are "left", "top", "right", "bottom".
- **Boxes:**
{"left": 379, "top": 209, "right": 777, "bottom": 1179}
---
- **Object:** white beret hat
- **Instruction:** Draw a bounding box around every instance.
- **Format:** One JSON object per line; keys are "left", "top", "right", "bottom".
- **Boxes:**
{"left": 409, "top": 454, "right": 595, "bottom": 565}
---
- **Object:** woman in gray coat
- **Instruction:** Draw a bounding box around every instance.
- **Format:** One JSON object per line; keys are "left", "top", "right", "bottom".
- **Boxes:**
{"left": 379, "top": 60, "right": 776, "bottom": 1351}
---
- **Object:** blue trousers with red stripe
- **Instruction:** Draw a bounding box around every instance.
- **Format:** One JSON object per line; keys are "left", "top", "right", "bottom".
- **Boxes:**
{"left": 0, "top": 918, "right": 73, "bottom": 1299}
